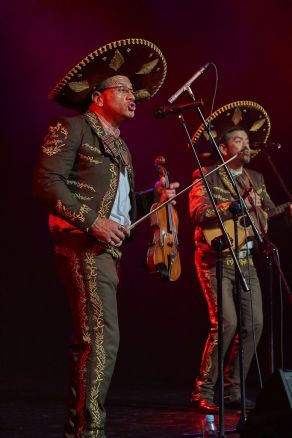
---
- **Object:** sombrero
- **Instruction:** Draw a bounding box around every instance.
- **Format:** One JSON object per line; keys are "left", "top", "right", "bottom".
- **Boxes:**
{"left": 48, "top": 38, "right": 167, "bottom": 111}
{"left": 192, "top": 100, "right": 271, "bottom": 163}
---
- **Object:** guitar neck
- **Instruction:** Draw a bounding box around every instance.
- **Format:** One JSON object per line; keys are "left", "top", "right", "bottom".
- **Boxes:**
{"left": 268, "top": 202, "right": 290, "bottom": 219}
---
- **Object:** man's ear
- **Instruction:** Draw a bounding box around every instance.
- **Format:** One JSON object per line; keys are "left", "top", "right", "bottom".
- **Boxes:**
{"left": 92, "top": 91, "right": 103, "bottom": 107}
{"left": 219, "top": 143, "right": 227, "bottom": 156}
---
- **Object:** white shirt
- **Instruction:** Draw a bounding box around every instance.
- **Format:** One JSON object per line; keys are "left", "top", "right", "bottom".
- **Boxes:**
{"left": 109, "top": 167, "right": 131, "bottom": 227}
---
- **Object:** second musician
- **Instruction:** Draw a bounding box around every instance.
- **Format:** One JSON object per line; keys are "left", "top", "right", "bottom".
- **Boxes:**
{"left": 189, "top": 101, "right": 292, "bottom": 414}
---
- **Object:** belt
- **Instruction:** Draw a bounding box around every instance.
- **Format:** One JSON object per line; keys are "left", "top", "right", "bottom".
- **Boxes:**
{"left": 225, "top": 251, "right": 254, "bottom": 266}
{"left": 238, "top": 249, "right": 252, "bottom": 259}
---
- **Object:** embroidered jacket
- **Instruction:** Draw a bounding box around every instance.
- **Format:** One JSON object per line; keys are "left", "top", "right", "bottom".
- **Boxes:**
{"left": 34, "top": 112, "right": 153, "bottom": 232}
{"left": 189, "top": 164, "right": 277, "bottom": 259}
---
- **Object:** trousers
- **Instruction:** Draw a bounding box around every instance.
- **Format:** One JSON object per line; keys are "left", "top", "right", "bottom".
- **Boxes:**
{"left": 54, "top": 233, "right": 120, "bottom": 438}
{"left": 192, "top": 254, "right": 263, "bottom": 403}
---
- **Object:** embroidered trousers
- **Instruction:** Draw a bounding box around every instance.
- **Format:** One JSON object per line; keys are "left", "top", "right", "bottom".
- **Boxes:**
{"left": 54, "top": 233, "right": 120, "bottom": 438}
{"left": 192, "top": 255, "right": 263, "bottom": 403}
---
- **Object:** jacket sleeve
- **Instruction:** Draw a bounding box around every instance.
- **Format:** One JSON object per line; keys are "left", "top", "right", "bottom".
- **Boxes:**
{"left": 33, "top": 117, "right": 98, "bottom": 231}
{"left": 189, "top": 168, "right": 233, "bottom": 227}
{"left": 258, "top": 173, "right": 292, "bottom": 226}
{"left": 256, "top": 173, "right": 277, "bottom": 214}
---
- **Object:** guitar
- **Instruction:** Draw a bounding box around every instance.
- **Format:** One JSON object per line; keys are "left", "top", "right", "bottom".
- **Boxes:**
{"left": 203, "top": 202, "right": 290, "bottom": 252}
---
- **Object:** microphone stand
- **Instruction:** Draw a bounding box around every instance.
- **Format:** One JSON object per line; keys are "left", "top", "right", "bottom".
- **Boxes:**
{"left": 177, "top": 113, "right": 246, "bottom": 438}
{"left": 255, "top": 148, "right": 292, "bottom": 374}
{"left": 229, "top": 202, "right": 248, "bottom": 429}
{"left": 261, "top": 239, "right": 292, "bottom": 375}
{"left": 176, "top": 88, "right": 264, "bottom": 437}
{"left": 262, "top": 147, "right": 292, "bottom": 202}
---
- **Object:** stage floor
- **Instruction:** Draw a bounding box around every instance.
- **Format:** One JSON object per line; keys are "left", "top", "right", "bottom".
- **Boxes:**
{"left": 0, "top": 378, "right": 246, "bottom": 437}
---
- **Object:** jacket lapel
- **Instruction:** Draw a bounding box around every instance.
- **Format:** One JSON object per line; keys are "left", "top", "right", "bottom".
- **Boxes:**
{"left": 84, "top": 111, "right": 134, "bottom": 188}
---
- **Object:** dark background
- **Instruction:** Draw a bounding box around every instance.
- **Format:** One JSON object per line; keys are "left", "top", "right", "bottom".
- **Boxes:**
{"left": 1, "top": 0, "right": 292, "bottom": 399}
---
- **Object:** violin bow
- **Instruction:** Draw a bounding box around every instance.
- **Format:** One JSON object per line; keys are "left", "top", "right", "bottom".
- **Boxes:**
{"left": 129, "top": 154, "right": 238, "bottom": 231}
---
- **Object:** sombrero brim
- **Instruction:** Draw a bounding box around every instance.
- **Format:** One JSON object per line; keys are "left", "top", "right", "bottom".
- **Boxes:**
{"left": 192, "top": 100, "right": 271, "bottom": 163}
{"left": 48, "top": 38, "right": 167, "bottom": 111}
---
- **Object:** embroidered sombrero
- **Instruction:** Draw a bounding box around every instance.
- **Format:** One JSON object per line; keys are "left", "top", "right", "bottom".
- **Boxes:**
{"left": 48, "top": 38, "right": 167, "bottom": 111}
{"left": 192, "top": 100, "right": 271, "bottom": 163}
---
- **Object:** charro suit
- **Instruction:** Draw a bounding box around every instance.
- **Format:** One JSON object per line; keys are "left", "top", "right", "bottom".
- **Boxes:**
{"left": 34, "top": 111, "right": 153, "bottom": 437}
{"left": 34, "top": 111, "right": 154, "bottom": 233}
{"left": 189, "top": 164, "right": 276, "bottom": 404}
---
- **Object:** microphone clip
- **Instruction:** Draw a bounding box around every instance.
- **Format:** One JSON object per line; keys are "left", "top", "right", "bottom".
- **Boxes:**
{"left": 154, "top": 99, "right": 204, "bottom": 119}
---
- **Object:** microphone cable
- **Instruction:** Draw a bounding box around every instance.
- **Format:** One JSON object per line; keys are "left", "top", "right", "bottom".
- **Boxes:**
{"left": 206, "top": 63, "right": 219, "bottom": 131}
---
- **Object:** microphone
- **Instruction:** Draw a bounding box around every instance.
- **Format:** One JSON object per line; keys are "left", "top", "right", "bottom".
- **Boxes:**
{"left": 154, "top": 100, "right": 203, "bottom": 119}
{"left": 168, "top": 63, "right": 210, "bottom": 103}
{"left": 251, "top": 142, "right": 282, "bottom": 150}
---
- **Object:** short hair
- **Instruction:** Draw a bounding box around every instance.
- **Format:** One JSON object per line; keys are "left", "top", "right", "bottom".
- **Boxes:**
{"left": 220, "top": 127, "right": 248, "bottom": 144}
{"left": 94, "top": 77, "right": 113, "bottom": 92}
{"left": 94, "top": 76, "right": 124, "bottom": 92}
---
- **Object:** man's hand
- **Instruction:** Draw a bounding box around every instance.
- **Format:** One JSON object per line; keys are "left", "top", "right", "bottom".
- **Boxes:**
{"left": 89, "top": 218, "right": 130, "bottom": 246}
{"left": 289, "top": 203, "right": 292, "bottom": 217}
{"left": 154, "top": 176, "right": 180, "bottom": 204}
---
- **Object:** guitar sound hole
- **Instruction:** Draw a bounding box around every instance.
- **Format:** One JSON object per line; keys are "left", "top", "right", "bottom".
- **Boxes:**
{"left": 239, "top": 216, "right": 251, "bottom": 227}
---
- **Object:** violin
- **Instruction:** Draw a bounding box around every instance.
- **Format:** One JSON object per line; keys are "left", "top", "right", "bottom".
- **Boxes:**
{"left": 146, "top": 156, "right": 181, "bottom": 281}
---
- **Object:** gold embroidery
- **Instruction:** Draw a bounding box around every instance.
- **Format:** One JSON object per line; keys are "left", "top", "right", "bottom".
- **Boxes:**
{"left": 249, "top": 118, "right": 266, "bottom": 132}
{"left": 68, "top": 80, "right": 90, "bottom": 93}
{"left": 84, "top": 112, "right": 134, "bottom": 186}
{"left": 56, "top": 200, "right": 91, "bottom": 223}
{"left": 73, "top": 193, "right": 94, "bottom": 201}
{"left": 54, "top": 246, "right": 106, "bottom": 432}
{"left": 225, "top": 258, "right": 233, "bottom": 266}
{"left": 78, "top": 152, "right": 101, "bottom": 165}
{"left": 205, "top": 208, "right": 215, "bottom": 217}
{"left": 109, "top": 49, "right": 125, "bottom": 71}
{"left": 134, "top": 89, "right": 151, "bottom": 100}
{"left": 219, "top": 203, "right": 230, "bottom": 213}
{"left": 215, "top": 193, "right": 229, "bottom": 202}
{"left": 136, "top": 58, "right": 159, "bottom": 75}
{"left": 85, "top": 112, "right": 104, "bottom": 137}
{"left": 192, "top": 101, "right": 271, "bottom": 145}
{"left": 86, "top": 251, "right": 106, "bottom": 429}
{"left": 231, "top": 107, "right": 243, "bottom": 125}
{"left": 203, "top": 129, "right": 217, "bottom": 141}
{"left": 195, "top": 267, "right": 218, "bottom": 384}
{"left": 200, "top": 332, "right": 218, "bottom": 379}
{"left": 82, "top": 143, "right": 102, "bottom": 154}
{"left": 205, "top": 202, "right": 229, "bottom": 218}
{"left": 213, "top": 186, "right": 230, "bottom": 194}
{"left": 98, "top": 163, "right": 118, "bottom": 218}
{"left": 54, "top": 246, "right": 90, "bottom": 432}
{"left": 225, "top": 256, "right": 254, "bottom": 266}
{"left": 218, "top": 167, "right": 237, "bottom": 198}
{"left": 42, "top": 122, "right": 68, "bottom": 156}
{"left": 49, "top": 38, "right": 167, "bottom": 103}
{"left": 104, "top": 245, "right": 122, "bottom": 260}
{"left": 67, "top": 180, "right": 96, "bottom": 192}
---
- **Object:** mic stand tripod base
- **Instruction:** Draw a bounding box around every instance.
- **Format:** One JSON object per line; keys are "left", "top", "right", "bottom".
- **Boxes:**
{"left": 182, "top": 430, "right": 238, "bottom": 437}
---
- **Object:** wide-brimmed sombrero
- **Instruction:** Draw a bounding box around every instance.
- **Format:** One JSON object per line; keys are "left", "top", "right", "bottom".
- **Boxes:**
{"left": 48, "top": 38, "right": 167, "bottom": 111}
{"left": 192, "top": 100, "right": 271, "bottom": 163}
